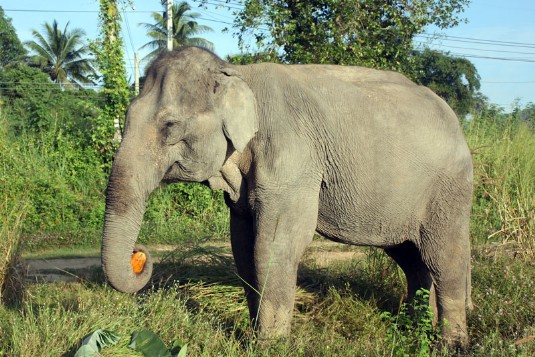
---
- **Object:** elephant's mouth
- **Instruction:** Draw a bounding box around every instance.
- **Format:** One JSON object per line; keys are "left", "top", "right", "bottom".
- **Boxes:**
{"left": 163, "top": 159, "right": 217, "bottom": 184}
{"left": 162, "top": 162, "right": 185, "bottom": 183}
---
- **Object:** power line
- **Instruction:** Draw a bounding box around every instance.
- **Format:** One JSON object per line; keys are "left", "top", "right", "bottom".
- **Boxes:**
{"left": 5, "top": 8, "right": 535, "bottom": 64}
{"left": 417, "top": 34, "right": 535, "bottom": 49}
{"left": 199, "top": 8, "right": 235, "bottom": 23}
{"left": 3, "top": 8, "right": 235, "bottom": 26}
{"left": 3, "top": 9, "right": 149, "bottom": 13}
{"left": 414, "top": 41, "right": 535, "bottom": 56}
{"left": 448, "top": 52, "right": 535, "bottom": 63}
{"left": 7, "top": 7, "right": 533, "bottom": 48}
{"left": 482, "top": 81, "right": 535, "bottom": 84}
{"left": 416, "top": 33, "right": 535, "bottom": 63}
{"left": 424, "top": 33, "right": 535, "bottom": 48}
{"left": 200, "top": 1, "right": 243, "bottom": 10}
{"left": 7, "top": 8, "right": 534, "bottom": 51}
{"left": 0, "top": 81, "right": 102, "bottom": 87}
{"left": 1, "top": 9, "right": 84, "bottom": 12}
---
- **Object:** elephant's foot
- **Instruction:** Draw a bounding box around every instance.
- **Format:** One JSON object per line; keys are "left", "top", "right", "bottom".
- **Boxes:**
{"left": 438, "top": 297, "right": 469, "bottom": 350}
{"left": 439, "top": 325, "right": 469, "bottom": 352}
{"left": 254, "top": 300, "right": 293, "bottom": 342}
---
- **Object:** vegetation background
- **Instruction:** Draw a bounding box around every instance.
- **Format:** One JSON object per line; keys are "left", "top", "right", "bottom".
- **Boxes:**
{"left": 0, "top": 1, "right": 534, "bottom": 356}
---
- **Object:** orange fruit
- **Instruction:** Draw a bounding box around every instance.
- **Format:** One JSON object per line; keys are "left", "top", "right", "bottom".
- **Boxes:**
{"left": 131, "top": 251, "right": 146, "bottom": 274}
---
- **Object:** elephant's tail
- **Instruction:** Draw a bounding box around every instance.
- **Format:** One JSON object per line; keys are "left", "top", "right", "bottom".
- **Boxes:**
{"left": 466, "top": 259, "right": 473, "bottom": 311}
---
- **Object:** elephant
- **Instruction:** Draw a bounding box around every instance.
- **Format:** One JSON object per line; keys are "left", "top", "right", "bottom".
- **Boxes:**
{"left": 101, "top": 46, "right": 473, "bottom": 347}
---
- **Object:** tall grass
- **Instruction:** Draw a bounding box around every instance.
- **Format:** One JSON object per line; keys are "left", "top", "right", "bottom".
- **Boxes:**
{"left": 465, "top": 115, "right": 535, "bottom": 259}
{"left": 1, "top": 111, "right": 28, "bottom": 306}
{"left": 0, "top": 200, "right": 26, "bottom": 306}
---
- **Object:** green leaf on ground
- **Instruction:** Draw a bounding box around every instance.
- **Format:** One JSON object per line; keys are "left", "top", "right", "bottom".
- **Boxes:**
{"left": 74, "top": 329, "right": 120, "bottom": 357}
{"left": 128, "top": 329, "right": 172, "bottom": 357}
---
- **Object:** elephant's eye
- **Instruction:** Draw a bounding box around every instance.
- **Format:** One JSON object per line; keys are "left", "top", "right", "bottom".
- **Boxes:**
{"left": 165, "top": 121, "right": 178, "bottom": 129}
{"left": 162, "top": 120, "right": 183, "bottom": 145}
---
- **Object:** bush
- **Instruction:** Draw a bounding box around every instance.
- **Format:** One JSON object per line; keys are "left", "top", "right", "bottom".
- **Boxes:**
{"left": 381, "top": 289, "right": 440, "bottom": 356}
{"left": 0, "top": 108, "right": 107, "bottom": 248}
{"left": 140, "top": 183, "right": 229, "bottom": 244}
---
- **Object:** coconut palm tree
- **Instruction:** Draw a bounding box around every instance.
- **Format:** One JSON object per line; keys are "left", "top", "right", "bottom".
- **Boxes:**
{"left": 25, "top": 20, "right": 97, "bottom": 87}
{"left": 139, "top": 1, "right": 214, "bottom": 63}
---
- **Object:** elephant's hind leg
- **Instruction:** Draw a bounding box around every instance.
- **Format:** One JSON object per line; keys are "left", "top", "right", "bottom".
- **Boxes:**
{"left": 384, "top": 241, "right": 437, "bottom": 317}
{"left": 419, "top": 191, "right": 472, "bottom": 348}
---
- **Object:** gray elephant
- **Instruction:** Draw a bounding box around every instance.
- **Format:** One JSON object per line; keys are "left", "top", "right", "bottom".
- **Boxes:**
{"left": 101, "top": 47, "right": 473, "bottom": 347}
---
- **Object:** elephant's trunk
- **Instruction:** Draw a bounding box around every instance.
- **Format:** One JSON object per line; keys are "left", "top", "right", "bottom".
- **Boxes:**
{"left": 101, "top": 153, "right": 159, "bottom": 293}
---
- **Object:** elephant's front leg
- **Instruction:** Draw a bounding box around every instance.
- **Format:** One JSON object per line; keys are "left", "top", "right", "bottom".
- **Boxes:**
{"left": 249, "top": 191, "right": 319, "bottom": 340}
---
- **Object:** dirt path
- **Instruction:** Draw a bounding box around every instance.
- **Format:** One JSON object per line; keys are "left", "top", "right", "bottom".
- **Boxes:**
{"left": 25, "top": 257, "right": 101, "bottom": 283}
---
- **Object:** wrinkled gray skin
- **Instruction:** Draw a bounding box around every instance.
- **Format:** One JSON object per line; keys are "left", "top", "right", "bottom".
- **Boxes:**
{"left": 102, "top": 47, "right": 473, "bottom": 347}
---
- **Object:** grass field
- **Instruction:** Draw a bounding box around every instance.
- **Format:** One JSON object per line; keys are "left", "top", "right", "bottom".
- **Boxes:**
{"left": 1, "top": 242, "right": 533, "bottom": 356}
{"left": 1, "top": 112, "right": 534, "bottom": 355}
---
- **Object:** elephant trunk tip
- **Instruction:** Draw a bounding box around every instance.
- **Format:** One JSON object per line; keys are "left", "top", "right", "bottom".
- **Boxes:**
{"left": 102, "top": 244, "right": 154, "bottom": 294}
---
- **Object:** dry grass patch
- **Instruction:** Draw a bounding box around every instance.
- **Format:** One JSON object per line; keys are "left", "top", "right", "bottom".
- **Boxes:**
{"left": 0, "top": 201, "right": 27, "bottom": 306}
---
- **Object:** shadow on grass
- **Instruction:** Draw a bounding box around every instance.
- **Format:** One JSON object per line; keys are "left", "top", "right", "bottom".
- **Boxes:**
{"left": 148, "top": 243, "right": 405, "bottom": 319}
{"left": 297, "top": 262, "right": 404, "bottom": 313}
{"left": 151, "top": 244, "right": 402, "bottom": 302}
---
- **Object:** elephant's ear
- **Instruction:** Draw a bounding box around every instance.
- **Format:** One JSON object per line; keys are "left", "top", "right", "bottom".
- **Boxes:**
{"left": 217, "top": 68, "right": 258, "bottom": 153}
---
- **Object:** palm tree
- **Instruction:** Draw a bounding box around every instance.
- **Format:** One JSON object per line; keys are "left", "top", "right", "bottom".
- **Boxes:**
{"left": 139, "top": 1, "right": 214, "bottom": 62}
{"left": 25, "top": 20, "right": 97, "bottom": 87}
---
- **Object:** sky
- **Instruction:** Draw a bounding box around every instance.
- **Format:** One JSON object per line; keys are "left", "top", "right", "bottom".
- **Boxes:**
{"left": 2, "top": 0, "right": 534, "bottom": 108}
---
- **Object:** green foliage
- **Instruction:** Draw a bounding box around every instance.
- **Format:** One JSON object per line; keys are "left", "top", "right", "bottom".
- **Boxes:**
{"left": 0, "top": 64, "right": 106, "bottom": 247}
{"left": 139, "top": 1, "right": 214, "bottom": 63}
{"left": 91, "top": 0, "right": 131, "bottom": 161}
{"left": 0, "top": 64, "right": 52, "bottom": 122}
{"left": 0, "top": 55, "right": 101, "bottom": 247}
{"left": 516, "top": 101, "right": 535, "bottom": 128}
{"left": 0, "top": 110, "right": 107, "bottom": 248}
{"left": 72, "top": 328, "right": 187, "bottom": 357}
{"left": 0, "top": 6, "right": 27, "bottom": 68}
{"left": 74, "top": 329, "right": 120, "bottom": 357}
{"left": 226, "top": 51, "right": 280, "bottom": 65}
{"left": 234, "top": 0, "right": 469, "bottom": 71}
{"left": 413, "top": 48, "right": 481, "bottom": 117}
{"left": 381, "top": 289, "right": 440, "bottom": 357}
{"left": 140, "top": 183, "right": 229, "bottom": 244}
{"left": 24, "top": 20, "right": 97, "bottom": 87}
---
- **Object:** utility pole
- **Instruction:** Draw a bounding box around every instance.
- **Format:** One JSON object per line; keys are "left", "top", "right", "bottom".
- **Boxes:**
{"left": 134, "top": 52, "right": 140, "bottom": 95}
{"left": 167, "top": 0, "right": 173, "bottom": 51}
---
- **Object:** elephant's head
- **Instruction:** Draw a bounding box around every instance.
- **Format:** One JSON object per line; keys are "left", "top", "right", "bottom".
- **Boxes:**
{"left": 101, "top": 47, "right": 257, "bottom": 293}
